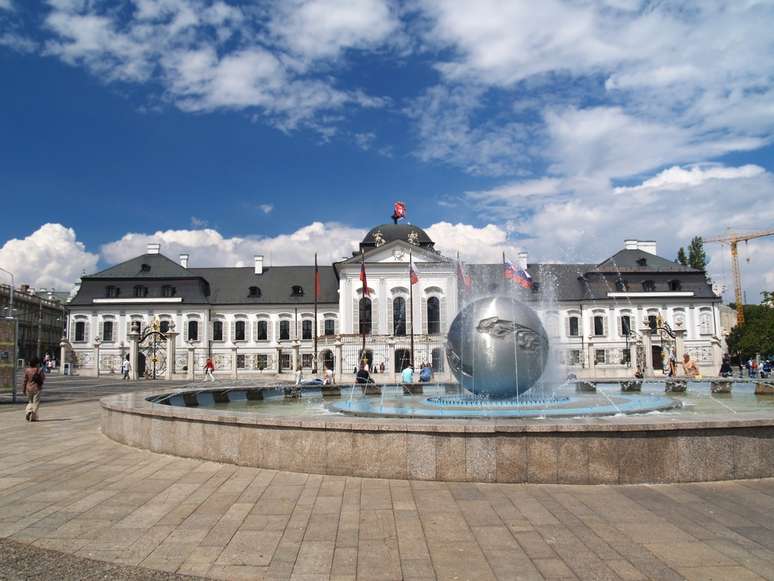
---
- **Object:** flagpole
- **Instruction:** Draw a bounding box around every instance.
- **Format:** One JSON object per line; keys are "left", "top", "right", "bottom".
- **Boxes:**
{"left": 502, "top": 251, "right": 506, "bottom": 293}
{"left": 313, "top": 253, "right": 318, "bottom": 373}
{"left": 409, "top": 249, "right": 415, "bottom": 368}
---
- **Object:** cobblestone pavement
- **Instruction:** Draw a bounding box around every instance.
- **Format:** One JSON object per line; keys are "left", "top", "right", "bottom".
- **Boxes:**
{"left": 1, "top": 396, "right": 774, "bottom": 580}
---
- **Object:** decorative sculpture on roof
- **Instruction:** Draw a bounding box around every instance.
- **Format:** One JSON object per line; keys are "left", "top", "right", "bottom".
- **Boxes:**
{"left": 407, "top": 230, "right": 419, "bottom": 246}
{"left": 373, "top": 230, "right": 386, "bottom": 247}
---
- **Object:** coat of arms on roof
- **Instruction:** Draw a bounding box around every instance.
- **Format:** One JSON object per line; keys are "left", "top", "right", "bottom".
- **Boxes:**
{"left": 373, "top": 230, "right": 386, "bottom": 247}
{"left": 407, "top": 230, "right": 419, "bottom": 246}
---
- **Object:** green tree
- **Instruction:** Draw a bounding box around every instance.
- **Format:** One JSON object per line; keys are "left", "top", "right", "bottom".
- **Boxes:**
{"left": 687, "top": 236, "right": 707, "bottom": 270}
{"left": 676, "top": 247, "right": 688, "bottom": 266}
{"left": 762, "top": 290, "right": 774, "bottom": 306}
{"left": 726, "top": 303, "right": 774, "bottom": 360}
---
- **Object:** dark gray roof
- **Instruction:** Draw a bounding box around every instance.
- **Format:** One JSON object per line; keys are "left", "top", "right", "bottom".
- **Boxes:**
{"left": 461, "top": 262, "right": 716, "bottom": 302}
{"left": 361, "top": 223, "right": 434, "bottom": 250}
{"left": 597, "top": 249, "right": 699, "bottom": 273}
{"left": 189, "top": 266, "right": 338, "bottom": 305}
{"left": 90, "top": 253, "right": 192, "bottom": 278}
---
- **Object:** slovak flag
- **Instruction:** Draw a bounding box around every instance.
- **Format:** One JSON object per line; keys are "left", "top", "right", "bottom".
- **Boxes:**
{"left": 409, "top": 258, "right": 419, "bottom": 285}
{"left": 504, "top": 257, "right": 533, "bottom": 289}
{"left": 457, "top": 260, "right": 472, "bottom": 290}
{"left": 360, "top": 261, "right": 370, "bottom": 296}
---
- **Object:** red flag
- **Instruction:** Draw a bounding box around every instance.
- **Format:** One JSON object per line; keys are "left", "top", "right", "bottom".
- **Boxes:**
{"left": 409, "top": 258, "right": 419, "bottom": 285}
{"left": 392, "top": 201, "right": 406, "bottom": 221}
{"left": 314, "top": 254, "right": 320, "bottom": 298}
{"left": 457, "top": 260, "right": 472, "bottom": 290}
{"left": 360, "top": 261, "right": 370, "bottom": 296}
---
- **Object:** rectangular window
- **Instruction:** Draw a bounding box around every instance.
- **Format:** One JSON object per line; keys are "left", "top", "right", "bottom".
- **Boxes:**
{"left": 280, "top": 353, "right": 291, "bottom": 370}
{"left": 302, "top": 320, "right": 312, "bottom": 340}
{"left": 569, "top": 317, "right": 579, "bottom": 337}
{"left": 324, "top": 319, "right": 335, "bottom": 336}
{"left": 159, "top": 320, "right": 170, "bottom": 334}
{"left": 648, "top": 315, "right": 658, "bottom": 332}
{"left": 621, "top": 349, "right": 631, "bottom": 365}
{"left": 213, "top": 320, "right": 224, "bottom": 341}
{"left": 105, "top": 286, "right": 119, "bottom": 298}
{"left": 235, "top": 320, "right": 246, "bottom": 341}
{"left": 75, "top": 321, "right": 85, "bottom": 342}
{"left": 188, "top": 320, "right": 199, "bottom": 341}
{"left": 162, "top": 285, "right": 176, "bottom": 297}
{"left": 256, "top": 320, "right": 268, "bottom": 341}
{"left": 256, "top": 354, "right": 268, "bottom": 369}
{"left": 102, "top": 321, "right": 113, "bottom": 342}
{"left": 302, "top": 354, "right": 313, "bottom": 368}
{"left": 236, "top": 354, "right": 246, "bottom": 369}
{"left": 568, "top": 349, "right": 581, "bottom": 366}
{"left": 279, "top": 320, "right": 290, "bottom": 341}
{"left": 621, "top": 315, "right": 631, "bottom": 336}
{"left": 594, "top": 349, "right": 606, "bottom": 364}
{"left": 593, "top": 315, "right": 605, "bottom": 336}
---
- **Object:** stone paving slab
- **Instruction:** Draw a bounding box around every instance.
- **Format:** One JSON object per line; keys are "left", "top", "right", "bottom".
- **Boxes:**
{"left": 2, "top": 399, "right": 774, "bottom": 580}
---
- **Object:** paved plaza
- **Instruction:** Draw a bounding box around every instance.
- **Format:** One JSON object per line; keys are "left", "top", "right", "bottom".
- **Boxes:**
{"left": 1, "top": 381, "right": 774, "bottom": 580}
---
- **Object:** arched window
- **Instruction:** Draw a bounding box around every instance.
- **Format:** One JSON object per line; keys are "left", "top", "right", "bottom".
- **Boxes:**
{"left": 620, "top": 315, "right": 631, "bottom": 336}
{"left": 302, "top": 320, "right": 312, "bottom": 340}
{"left": 393, "top": 297, "right": 406, "bottom": 336}
{"left": 74, "top": 321, "right": 86, "bottom": 342}
{"left": 321, "top": 349, "right": 335, "bottom": 371}
{"left": 568, "top": 316, "right": 580, "bottom": 337}
{"left": 648, "top": 315, "right": 658, "bottom": 332}
{"left": 593, "top": 315, "right": 605, "bottom": 336}
{"left": 279, "top": 320, "right": 290, "bottom": 341}
{"left": 159, "top": 320, "right": 169, "bottom": 335}
{"left": 427, "top": 297, "right": 440, "bottom": 335}
{"left": 188, "top": 320, "right": 199, "bottom": 341}
{"left": 359, "top": 297, "right": 372, "bottom": 335}
{"left": 324, "top": 319, "right": 335, "bottom": 336}
{"left": 395, "top": 348, "right": 411, "bottom": 372}
{"left": 431, "top": 348, "right": 444, "bottom": 372}
{"left": 235, "top": 320, "right": 246, "bottom": 341}
{"left": 256, "top": 320, "right": 268, "bottom": 341}
{"left": 212, "top": 320, "right": 224, "bottom": 341}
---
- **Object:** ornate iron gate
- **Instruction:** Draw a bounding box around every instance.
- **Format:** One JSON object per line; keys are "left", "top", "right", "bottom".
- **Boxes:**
{"left": 138, "top": 320, "right": 167, "bottom": 379}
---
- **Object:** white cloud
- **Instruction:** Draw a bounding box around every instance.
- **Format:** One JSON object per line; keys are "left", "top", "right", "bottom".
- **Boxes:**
{"left": 425, "top": 222, "right": 523, "bottom": 263}
{"left": 270, "top": 0, "right": 401, "bottom": 62}
{"left": 257, "top": 204, "right": 274, "bottom": 214}
{"left": 0, "top": 224, "right": 98, "bottom": 290}
{"left": 100, "top": 222, "right": 366, "bottom": 268}
{"left": 614, "top": 164, "right": 766, "bottom": 194}
{"left": 0, "top": 0, "right": 13, "bottom": 11}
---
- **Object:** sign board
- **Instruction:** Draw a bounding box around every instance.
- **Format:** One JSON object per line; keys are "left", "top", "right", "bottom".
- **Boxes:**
{"left": 0, "top": 319, "right": 16, "bottom": 397}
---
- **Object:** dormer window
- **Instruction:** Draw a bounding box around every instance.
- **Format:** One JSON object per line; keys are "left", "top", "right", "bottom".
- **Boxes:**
{"left": 248, "top": 286, "right": 261, "bottom": 297}
{"left": 140, "top": 263, "right": 151, "bottom": 272}
{"left": 642, "top": 280, "right": 656, "bottom": 292}
{"left": 668, "top": 280, "right": 682, "bottom": 291}
{"left": 162, "top": 285, "right": 176, "bottom": 297}
{"left": 291, "top": 285, "right": 304, "bottom": 297}
{"left": 105, "top": 285, "right": 120, "bottom": 298}
{"left": 134, "top": 285, "right": 148, "bottom": 298}
{"left": 615, "top": 278, "right": 628, "bottom": 292}
{"left": 636, "top": 258, "right": 647, "bottom": 267}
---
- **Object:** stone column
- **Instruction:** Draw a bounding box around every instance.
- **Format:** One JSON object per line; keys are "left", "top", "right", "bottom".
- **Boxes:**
{"left": 59, "top": 337, "right": 68, "bottom": 375}
{"left": 386, "top": 337, "right": 395, "bottom": 383}
{"left": 165, "top": 326, "right": 178, "bottom": 381}
{"left": 291, "top": 339, "right": 300, "bottom": 372}
{"left": 711, "top": 337, "right": 722, "bottom": 369}
{"left": 187, "top": 345, "right": 195, "bottom": 381}
{"left": 640, "top": 324, "right": 653, "bottom": 377}
{"left": 334, "top": 337, "right": 343, "bottom": 383}
{"left": 232, "top": 347, "right": 238, "bottom": 380}
{"left": 673, "top": 327, "right": 686, "bottom": 360}
{"left": 128, "top": 327, "right": 139, "bottom": 381}
{"left": 94, "top": 338, "right": 102, "bottom": 377}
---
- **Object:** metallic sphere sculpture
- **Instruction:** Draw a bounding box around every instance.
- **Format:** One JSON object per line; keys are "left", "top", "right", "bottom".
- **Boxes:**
{"left": 446, "top": 296, "right": 549, "bottom": 398}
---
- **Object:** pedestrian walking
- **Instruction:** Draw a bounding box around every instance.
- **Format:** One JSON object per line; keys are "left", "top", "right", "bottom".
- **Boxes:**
{"left": 204, "top": 358, "right": 216, "bottom": 382}
{"left": 121, "top": 355, "right": 131, "bottom": 380}
{"left": 23, "top": 357, "right": 45, "bottom": 422}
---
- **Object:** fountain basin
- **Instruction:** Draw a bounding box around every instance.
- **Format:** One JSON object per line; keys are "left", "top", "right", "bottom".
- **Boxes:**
{"left": 101, "top": 379, "right": 774, "bottom": 484}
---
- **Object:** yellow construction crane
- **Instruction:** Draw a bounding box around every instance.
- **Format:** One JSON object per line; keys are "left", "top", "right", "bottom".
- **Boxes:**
{"left": 704, "top": 228, "right": 774, "bottom": 325}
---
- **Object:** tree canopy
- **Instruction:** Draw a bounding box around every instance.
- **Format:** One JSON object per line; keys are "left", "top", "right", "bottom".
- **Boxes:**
{"left": 726, "top": 303, "right": 774, "bottom": 359}
{"left": 676, "top": 247, "right": 688, "bottom": 266}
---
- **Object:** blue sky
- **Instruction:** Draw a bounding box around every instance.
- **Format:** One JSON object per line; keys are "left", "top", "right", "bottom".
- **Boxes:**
{"left": 0, "top": 0, "right": 773, "bottom": 302}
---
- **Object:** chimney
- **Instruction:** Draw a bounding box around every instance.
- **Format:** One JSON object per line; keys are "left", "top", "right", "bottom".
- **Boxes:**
{"left": 179, "top": 253, "right": 189, "bottom": 269}
{"left": 624, "top": 239, "right": 638, "bottom": 250}
{"left": 147, "top": 243, "right": 161, "bottom": 255}
{"left": 254, "top": 255, "right": 264, "bottom": 275}
{"left": 517, "top": 251, "right": 529, "bottom": 269}
{"left": 638, "top": 240, "right": 657, "bottom": 255}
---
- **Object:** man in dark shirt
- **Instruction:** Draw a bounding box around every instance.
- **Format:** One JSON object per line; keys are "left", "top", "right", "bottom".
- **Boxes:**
{"left": 355, "top": 363, "right": 373, "bottom": 384}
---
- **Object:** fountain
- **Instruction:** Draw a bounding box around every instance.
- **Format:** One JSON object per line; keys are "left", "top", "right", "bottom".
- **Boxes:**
{"left": 101, "top": 294, "right": 774, "bottom": 484}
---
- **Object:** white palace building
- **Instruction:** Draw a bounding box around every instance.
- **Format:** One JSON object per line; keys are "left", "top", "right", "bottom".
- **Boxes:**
{"left": 64, "top": 222, "right": 725, "bottom": 381}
